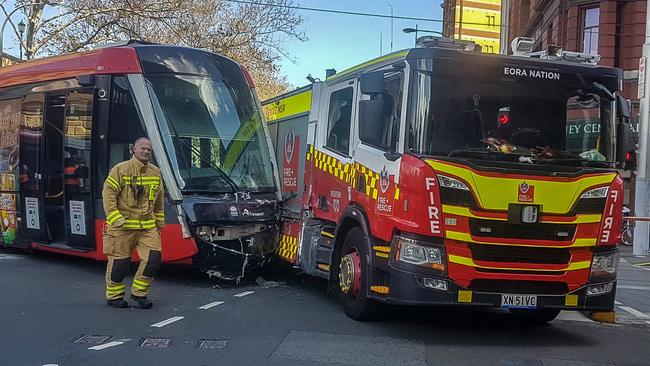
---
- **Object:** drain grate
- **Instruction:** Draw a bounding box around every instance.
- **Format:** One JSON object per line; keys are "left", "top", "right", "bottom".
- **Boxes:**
{"left": 73, "top": 335, "right": 112, "bottom": 345}
{"left": 197, "top": 339, "right": 228, "bottom": 350}
{"left": 139, "top": 337, "right": 173, "bottom": 348}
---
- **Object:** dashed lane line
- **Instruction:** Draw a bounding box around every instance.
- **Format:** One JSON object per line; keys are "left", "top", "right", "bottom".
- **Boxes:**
{"left": 617, "top": 284, "right": 650, "bottom": 291}
{"left": 151, "top": 316, "right": 185, "bottom": 328}
{"left": 198, "top": 301, "right": 224, "bottom": 310}
{"left": 615, "top": 301, "right": 623, "bottom": 305}
{"left": 619, "top": 306, "right": 650, "bottom": 319}
{"left": 88, "top": 341, "right": 125, "bottom": 351}
{"left": 234, "top": 291, "right": 255, "bottom": 298}
{"left": 646, "top": 321, "right": 650, "bottom": 325}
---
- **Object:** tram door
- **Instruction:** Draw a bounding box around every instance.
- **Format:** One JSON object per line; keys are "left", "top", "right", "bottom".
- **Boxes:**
{"left": 20, "top": 91, "right": 95, "bottom": 249}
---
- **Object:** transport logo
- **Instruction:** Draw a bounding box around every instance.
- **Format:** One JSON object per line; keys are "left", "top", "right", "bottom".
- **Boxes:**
{"left": 284, "top": 130, "right": 295, "bottom": 164}
{"left": 380, "top": 167, "right": 390, "bottom": 193}
{"left": 518, "top": 182, "right": 534, "bottom": 202}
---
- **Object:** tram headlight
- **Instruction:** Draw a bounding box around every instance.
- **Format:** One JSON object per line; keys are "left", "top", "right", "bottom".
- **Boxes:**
{"left": 395, "top": 235, "right": 445, "bottom": 271}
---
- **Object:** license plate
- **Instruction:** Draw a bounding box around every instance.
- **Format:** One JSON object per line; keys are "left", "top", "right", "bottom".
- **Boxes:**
{"left": 501, "top": 294, "right": 537, "bottom": 308}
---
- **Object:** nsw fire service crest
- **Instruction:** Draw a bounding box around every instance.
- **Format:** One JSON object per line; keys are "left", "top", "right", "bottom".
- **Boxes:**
{"left": 284, "top": 130, "right": 295, "bottom": 164}
{"left": 380, "top": 167, "right": 390, "bottom": 193}
{"left": 518, "top": 181, "right": 534, "bottom": 202}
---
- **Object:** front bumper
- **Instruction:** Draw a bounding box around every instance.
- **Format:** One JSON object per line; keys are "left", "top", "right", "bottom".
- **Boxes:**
{"left": 369, "top": 265, "right": 616, "bottom": 311}
{"left": 194, "top": 227, "right": 278, "bottom": 280}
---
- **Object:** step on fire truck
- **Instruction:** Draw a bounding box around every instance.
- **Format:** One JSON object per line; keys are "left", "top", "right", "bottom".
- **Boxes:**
{"left": 263, "top": 36, "right": 633, "bottom": 322}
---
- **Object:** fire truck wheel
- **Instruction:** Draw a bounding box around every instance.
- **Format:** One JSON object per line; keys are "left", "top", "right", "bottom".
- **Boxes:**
{"left": 339, "top": 227, "right": 384, "bottom": 321}
{"left": 509, "top": 308, "right": 561, "bottom": 324}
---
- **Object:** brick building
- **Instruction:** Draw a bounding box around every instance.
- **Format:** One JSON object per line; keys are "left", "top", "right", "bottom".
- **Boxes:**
{"left": 503, "top": 0, "right": 647, "bottom": 109}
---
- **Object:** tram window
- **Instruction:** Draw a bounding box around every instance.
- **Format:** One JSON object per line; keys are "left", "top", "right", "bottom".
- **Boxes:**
{"left": 108, "top": 76, "right": 146, "bottom": 168}
{"left": 64, "top": 90, "right": 93, "bottom": 194}
{"left": 326, "top": 87, "right": 353, "bottom": 155}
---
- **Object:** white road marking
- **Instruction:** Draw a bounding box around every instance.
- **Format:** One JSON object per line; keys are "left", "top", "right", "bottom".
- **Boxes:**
{"left": 88, "top": 341, "right": 125, "bottom": 351}
{"left": 234, "top": 291, "right": 255, "bottom": 298}
{"left": 198, "top": 301, "right": 224, "bottom": 310}
{"left": 646, "top": 321, "right": 650, "bottom": 325}
{"left": 619, "top": 306, "right": 650, "bottom": 319}
{"left": 618, "top": 284, "right": 650, "bottom": 291}
{"left": 615, "top": 300, "right": 622, "bottom": 305}
{"left": 555, "top": 311, "right": 592, "bottom": 322}
{"left": 150, "top": 316, "right": 185, "bottom": 328}
{"left": 0, "top": 254, "right": 21, "bottom": 259}
{"left": 620, "top": 257, "right": 629, "bottom": 264}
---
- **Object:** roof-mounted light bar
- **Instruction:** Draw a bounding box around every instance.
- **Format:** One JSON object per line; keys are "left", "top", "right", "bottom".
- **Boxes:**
{"left": 416, "top": 36, "right": 482, "bottom": 52}
{"left": 528, "top": 47, "right": 601, "bottom": 65}
{"left": 511, "top": 37, "right": 535, "bottom": 56}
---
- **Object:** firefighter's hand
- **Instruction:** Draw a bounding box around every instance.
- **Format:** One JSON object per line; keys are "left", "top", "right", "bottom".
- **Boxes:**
{"left": 112, "top": 218, "right": 125, "bottom": 228}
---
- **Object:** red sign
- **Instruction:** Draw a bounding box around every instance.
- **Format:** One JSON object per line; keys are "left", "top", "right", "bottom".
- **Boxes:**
{"left": 282, "top": 131, "right": 300, "bottom": 192}
{"left": 518, "top": 182, "right": 534, "bottom": 202}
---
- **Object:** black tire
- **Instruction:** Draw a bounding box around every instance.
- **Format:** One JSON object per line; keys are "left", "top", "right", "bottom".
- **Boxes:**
{"left": 509, "top": 308, "right": 560, "bottom": 324}
{"left": 339, "top": 227, "right": 384, "bottom": 321}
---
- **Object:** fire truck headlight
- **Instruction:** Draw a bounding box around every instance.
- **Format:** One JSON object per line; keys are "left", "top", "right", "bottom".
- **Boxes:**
{"left": 580, "top": 186, "right": 609, "bottom": 199}
{"left": 590, "top": 251, "right": 619, "bottom": 282}
{"left": 395, "top": 236, "right": 445, "bottom": 270}
{"left": 437, "top": 175, "right": 469, "bottom": 190}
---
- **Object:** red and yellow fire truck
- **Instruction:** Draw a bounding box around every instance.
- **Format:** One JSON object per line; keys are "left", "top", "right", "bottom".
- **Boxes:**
{"left": 263, "top": 37, "right": 633, "bottom": 322}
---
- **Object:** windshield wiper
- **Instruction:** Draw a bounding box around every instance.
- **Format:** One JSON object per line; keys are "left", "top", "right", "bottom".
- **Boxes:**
{"left": 172, "top": 136, "right": 241, "bottom": 192}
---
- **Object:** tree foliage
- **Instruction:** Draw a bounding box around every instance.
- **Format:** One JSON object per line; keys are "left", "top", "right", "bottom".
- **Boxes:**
{"left": 1, "top": 0, "right": 304, "bottom": 98}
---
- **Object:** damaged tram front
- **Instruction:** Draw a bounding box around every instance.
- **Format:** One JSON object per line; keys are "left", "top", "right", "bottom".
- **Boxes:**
{"left": 0, "top": 42, "right": 281, "bottom": 280}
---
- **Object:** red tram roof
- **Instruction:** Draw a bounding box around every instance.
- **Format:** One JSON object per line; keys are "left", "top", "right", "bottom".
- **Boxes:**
{"left": 0, "top": 46, "right": 142, "bottom": 88}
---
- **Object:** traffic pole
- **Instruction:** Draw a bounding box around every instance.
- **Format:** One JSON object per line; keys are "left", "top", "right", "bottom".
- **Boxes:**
{"left": 632, "top": 0, "right": 650, "bottom": 257}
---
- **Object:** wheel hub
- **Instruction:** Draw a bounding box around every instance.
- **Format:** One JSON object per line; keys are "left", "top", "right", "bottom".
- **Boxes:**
{"left": 339, "top": 250, "right": 361, "bottom": 296}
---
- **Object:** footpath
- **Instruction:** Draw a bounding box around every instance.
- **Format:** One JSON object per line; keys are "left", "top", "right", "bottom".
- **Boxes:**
{"left": 612, "top": 243, "right": 650, "bottom": 325}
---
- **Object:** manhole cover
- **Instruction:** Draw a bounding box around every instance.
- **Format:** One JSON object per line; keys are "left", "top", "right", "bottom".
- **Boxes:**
{"left": 197, "top": 339, "right": 228, "bottom": 350}
{"left": 139, "top": 337, "right": 173, "bottom": 348}
{"left": 73, "top": 335, "right": 112, "bottom": 345}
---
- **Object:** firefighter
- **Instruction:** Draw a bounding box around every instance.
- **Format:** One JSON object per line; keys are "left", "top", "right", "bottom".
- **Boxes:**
{"left": 102, "top": 137, "right": 165, "bottom": 309}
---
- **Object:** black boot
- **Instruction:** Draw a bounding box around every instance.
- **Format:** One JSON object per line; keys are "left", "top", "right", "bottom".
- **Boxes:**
{"left": 107, "top": 298, "right": 128, "bottom": 308}
{"left": 130, "top": 294, "right": 153, "bottom": 309}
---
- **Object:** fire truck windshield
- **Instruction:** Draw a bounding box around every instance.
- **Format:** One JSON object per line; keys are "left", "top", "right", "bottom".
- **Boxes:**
{"left": 144, "top": 74, "right": 277, "bottom": 193}
{"left": 407, "top": 60, "right": 615, "bottom": 168}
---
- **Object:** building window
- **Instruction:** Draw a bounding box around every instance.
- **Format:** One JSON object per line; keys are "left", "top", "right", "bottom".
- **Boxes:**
{"left": 581, "top": 7, "right": 599, "bottom": 55}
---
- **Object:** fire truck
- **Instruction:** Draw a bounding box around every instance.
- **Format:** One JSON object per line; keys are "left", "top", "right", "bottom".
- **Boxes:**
{"left": 262, "top": 37, "right": 633, "bottom": 322}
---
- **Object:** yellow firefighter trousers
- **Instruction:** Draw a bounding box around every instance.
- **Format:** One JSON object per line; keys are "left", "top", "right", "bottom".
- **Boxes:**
{"left": 103, "top": 227, "right": 162, "bottom": 300}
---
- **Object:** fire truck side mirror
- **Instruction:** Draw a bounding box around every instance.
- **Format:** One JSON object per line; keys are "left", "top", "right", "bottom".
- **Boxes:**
{"left": 616, "top": 94, "right": 631, "bottom": 120}
{"left": 616, "top": 122, "right": 634, "bottom": 166}
{"left": 359, "top": 99, "right": 387, "bottom": 147}
{"left": 360, "top": 71, "right": 384, "bottom": 95}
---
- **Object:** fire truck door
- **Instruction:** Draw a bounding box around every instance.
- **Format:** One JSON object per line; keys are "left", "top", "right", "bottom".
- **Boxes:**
{"left": 314, "top": 81, "right": 357, "bottom": 221}
{"left": 353, "top": 70, "right": 406, "bottom": 219}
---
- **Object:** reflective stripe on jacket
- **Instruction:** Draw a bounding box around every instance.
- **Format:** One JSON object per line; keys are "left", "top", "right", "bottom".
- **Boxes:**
{"left": 102, "top": 157, "right": 165, "bottom": 229}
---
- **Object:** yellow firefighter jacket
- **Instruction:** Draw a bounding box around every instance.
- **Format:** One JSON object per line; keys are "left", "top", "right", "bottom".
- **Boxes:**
{"left": 102, "top": 157, "right": 164, "bottom": 230}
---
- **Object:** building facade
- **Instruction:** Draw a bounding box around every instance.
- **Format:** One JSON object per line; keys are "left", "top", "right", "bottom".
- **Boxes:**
{"left": 442, "top": 0, "right": 503, "bottom": 54}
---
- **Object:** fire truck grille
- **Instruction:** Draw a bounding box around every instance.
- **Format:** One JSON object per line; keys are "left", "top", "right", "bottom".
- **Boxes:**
{"left": 469, "top": 280, "right": 568, "bottom": 295}
{"left": 468, "top": 218, "right": 576, "bottom": 241}
{"left": 469, "top": 244, "right": 571, "bottom": 265}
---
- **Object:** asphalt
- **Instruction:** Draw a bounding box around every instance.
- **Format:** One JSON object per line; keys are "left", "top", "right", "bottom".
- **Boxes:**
{"left": 1, "top": 246, "right": 650, "bottom": 366}
{"left": 613, "top": 243, "right": 650, "bottom": 323}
